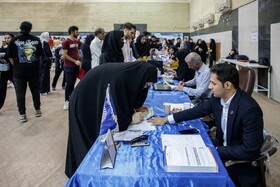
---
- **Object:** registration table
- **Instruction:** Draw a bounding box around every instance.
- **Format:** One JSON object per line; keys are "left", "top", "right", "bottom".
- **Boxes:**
{"left": 221, "top": 58, "right": 271, "bottom": 98}
{"left": 65, "top": 88, "right": 235, "bottom": 187}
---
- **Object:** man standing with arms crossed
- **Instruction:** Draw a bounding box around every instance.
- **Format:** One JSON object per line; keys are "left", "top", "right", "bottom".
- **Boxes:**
{"left": 62, "top": 26, "right": 81, "bottom": 110}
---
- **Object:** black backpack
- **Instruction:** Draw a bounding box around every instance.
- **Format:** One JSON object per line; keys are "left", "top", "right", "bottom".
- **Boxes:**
{"left": 258, "top": 57, "right": 269, "bottom": 66}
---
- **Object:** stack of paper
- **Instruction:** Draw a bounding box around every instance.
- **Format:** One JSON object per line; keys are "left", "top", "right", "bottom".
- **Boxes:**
{"left": 162, "top": 134, "right": 218, "bottom": 173}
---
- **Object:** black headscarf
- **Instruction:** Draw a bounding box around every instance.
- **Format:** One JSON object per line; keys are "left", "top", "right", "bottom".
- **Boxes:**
{"left": 135, "top": 34, "right": 150, "bottom": 57}
{"left": 174, "top": 49, "right": 195, "bottom": 81}
{"left": 65, "top": 62, "right": 157, "bottom": 178}
{"left": 99, "top": 30, "right": 124, "bottom": 64}
{"left": 81, "top": 34, "right": 94, "bottom": 72}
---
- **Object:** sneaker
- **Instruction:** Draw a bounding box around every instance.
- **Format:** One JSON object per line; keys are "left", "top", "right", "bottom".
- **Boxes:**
{"left": 63, "top": 101, "right": 69, "bottom": 110}
{"left": 18, "top": 114, "right": 27, "bottom": 123}
{"left": 40, "top": 92, "right": 49, "bottom": 96}
{"left": 35, "top": 109, "right": 42, "bottom": 117}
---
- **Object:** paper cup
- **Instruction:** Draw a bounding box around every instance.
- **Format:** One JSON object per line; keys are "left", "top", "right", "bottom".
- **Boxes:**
{"left": 163, "top": 103, "right": 171, "bottom": 114}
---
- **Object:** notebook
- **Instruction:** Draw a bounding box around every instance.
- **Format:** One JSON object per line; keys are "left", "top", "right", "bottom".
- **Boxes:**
{"left": 153, "top": 83, "right": 172, "bottom": 91}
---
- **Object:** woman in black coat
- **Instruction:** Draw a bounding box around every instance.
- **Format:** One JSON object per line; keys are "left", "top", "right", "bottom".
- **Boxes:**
{"left": 209, "top": 38, "right": 216, "bottom": 67}
{"left": 65, "top": 62, "right": 157, "bottom": 178}
{"left": 81, "top": 34, "right": 94, "bottom": 73}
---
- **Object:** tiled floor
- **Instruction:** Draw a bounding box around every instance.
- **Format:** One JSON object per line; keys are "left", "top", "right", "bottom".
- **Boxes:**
{"left": 0, "top": 71, "right": 279, "bottom": 187}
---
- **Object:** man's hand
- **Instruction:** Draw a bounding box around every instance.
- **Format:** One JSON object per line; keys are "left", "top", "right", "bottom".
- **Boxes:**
{"left": 173, "top": 85, "right": 184, "bottom": 91}
{"left": 75, "top": 60, "right": 81, "bottom": 66}
{"left": 149, "top": 116, "right": 168, "bottom": 126}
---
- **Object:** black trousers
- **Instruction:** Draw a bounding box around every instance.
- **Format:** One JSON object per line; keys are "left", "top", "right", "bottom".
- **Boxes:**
{"left": 0, "top": 71, "right": 9, "bottom": 110}
{"left": 64, "top": 66, "right": 79, "bottom": 101}
{"left": 52, "top": 65, "right": 66, "bottom": 89}
{"left": 40, "top": 63, "right": 51, "bottom": 93}
{"left": 227, "top": 162, "right": 263, "bottom": 187}
{"left": 13, "top": 73, "right": 40, "bottom": 115}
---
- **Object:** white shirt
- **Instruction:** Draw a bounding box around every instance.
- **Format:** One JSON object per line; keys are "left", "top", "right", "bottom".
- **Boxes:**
{"left": 122, "top": 39, "right": 131, "bottom": 62}
{"left": 90, "top": 37, "right": 103, "bottom": 69}
{"left": 220, "top": 93, "right": 235, "bottom": 146}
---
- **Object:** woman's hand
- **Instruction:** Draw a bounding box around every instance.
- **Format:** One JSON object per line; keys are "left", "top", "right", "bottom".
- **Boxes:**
{"left": 136, "top": 105, "right": 149, "bottom": 113}
{"left": 131, "top": 112, "right": 144, "bottom": 124}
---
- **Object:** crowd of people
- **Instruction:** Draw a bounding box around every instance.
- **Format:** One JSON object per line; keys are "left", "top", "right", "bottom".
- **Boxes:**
{"left": 0, "top": 20, "right": 263, "bottom": 186}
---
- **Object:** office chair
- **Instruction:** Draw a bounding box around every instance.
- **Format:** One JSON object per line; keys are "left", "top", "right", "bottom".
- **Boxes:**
{"left": 225, "top": 129, "right": 279, "bottom": 187}
{"left": 238, "top": 67, "right": 256, "bottom": 96}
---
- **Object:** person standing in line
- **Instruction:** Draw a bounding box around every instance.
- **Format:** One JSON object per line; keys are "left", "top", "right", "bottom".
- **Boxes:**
{"left": 209, "top": 38, "right": 216, "bottom": 67}
{"left": 121, "top": 22, "right": 137, "bottom": 62}
{"left": 62, "top": 26, "right": 81, "bottom": 110}
{"left": 51, "top": 43, "right": 66, "bottom": 90}
{"left": 80, "top": 34, "right": 94, "bottom": 74}
{"left": 90, "top": 28, "right": 105, "bottom": 69}
{"left": 7, "top": 21, "right": 43, "bottom": 123}
{"left": 0, "top": 33, "right": 14, "bottom": 110}
{"left": 39, "top": 32, "right": 53, "bottom": 95}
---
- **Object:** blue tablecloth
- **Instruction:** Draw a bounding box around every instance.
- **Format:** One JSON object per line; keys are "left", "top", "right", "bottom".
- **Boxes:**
{"left": 65, "top": 88, "right": 235, "bottom": 187}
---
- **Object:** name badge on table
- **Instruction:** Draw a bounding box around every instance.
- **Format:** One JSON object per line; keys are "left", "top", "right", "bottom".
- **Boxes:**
{"left": 100, "top": 129, "right": 117, "bottom": 169}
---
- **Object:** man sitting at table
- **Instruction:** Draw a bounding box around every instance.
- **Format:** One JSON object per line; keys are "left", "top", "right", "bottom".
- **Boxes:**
{"left": 150, "top": 63, "right": 264, "bottom": 187}
{"left": 173, "top": 52, "right": 211, "bottom": 105}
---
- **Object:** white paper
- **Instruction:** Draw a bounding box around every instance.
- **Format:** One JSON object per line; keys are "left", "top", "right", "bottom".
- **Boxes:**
{"left": 127, "top": 120, "right": 156, "bottom": 131}
{"left": 161, "top": 134, "right": 206, "bottom": 150}
{"left": 164, "top": 102, "right": 194, "bottom": 111}
{"left": 163, "top": 79, "right": 176, "bottom": 89}
{"left": 164, "top": 146, "right": 217, "bottom": 172}
{"left": 113, "top": 130, "right": 142, "bottom": 142}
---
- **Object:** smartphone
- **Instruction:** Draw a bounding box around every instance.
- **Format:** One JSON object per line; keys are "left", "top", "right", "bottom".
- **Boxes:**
{"left": 179, "top": 128, "right": 199, "bottom": 134}
{"left": 131, "top": 141, "right": 150, "bottom": 147}
{"left": 130, "top": 135, "right": 149, "bottom": 144}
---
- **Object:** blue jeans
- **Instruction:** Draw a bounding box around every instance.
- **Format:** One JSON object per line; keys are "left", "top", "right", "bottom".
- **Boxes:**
{"left": 64, "top": 66, "right": 79, "bottom": 101}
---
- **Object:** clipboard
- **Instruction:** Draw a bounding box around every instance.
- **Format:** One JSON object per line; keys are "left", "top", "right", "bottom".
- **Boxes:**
{"left": 100, "top": 129, "right": 117, "bottom": 169}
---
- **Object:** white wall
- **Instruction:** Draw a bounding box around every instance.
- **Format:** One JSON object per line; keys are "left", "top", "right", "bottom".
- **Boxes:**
{"left": 192, "top": 31, "right": 232, "bottom": 60}
{"left": 271, "top": 23, "right": 280, "bottom": 102}
{"left": 238, "top": 0, "right": 258, "bottom": 60}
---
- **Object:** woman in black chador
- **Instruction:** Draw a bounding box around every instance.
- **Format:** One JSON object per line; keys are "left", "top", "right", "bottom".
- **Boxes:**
{"left": 65, "top": 62, "right": 157, "bottom": 178}
{"left": 99, "top": 30, "right": 124, "bottom": 64}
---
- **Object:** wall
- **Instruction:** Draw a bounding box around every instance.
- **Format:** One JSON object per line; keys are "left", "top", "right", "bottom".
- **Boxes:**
{"left": 0, "top": 2, "right": 189, "bottom": 33}
{"left": 271, "top": 23, "right": 280, "bottom": 102}
{"left": 238, "top": 0, "right": 258, "bottom": 60}
{"left": 189, "top": 0, "right": 255, "bottom": 32}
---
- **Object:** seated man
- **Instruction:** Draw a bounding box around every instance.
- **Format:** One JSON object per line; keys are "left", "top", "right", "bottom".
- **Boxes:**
{"left": 174, "top": 52, "right": 211, "bottom": 104}
{"left": 150, "top": 63, "right": 264, "bottom": 187}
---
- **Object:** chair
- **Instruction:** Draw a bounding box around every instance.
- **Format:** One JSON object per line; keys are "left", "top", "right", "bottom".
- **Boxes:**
{"left": 225, "top": 129, "right": 279, "bottom": 187}
{"left": 238, "top": 67, "right": 255, "bottom": 96}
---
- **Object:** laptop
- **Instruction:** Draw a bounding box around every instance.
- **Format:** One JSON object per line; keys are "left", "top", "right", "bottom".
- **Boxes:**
{"left": 153, "top": 83, "right": 172, "bottom": 91}
{"left": 147, "top": 60, "right": 164, "bottom": 74}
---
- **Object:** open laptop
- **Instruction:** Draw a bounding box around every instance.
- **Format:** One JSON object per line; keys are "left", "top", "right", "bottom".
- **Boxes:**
{"left": 147, "top": 60, "right": 164, "bottom": 74}
{"left": 153, "top": 83, "right": 172, "bottom": 91}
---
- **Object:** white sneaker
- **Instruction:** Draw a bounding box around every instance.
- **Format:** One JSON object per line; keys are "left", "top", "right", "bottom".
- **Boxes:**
{"left": 18, "top": 114, "right": 27, "bottom": 123}
{"left": 63, "top": 101, "right": 69, "bottom": 110}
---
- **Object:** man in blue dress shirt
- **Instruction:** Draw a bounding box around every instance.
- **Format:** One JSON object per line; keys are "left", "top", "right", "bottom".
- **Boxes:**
{"left": 174, "top": 52, "right": 211, "bottom": 104}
